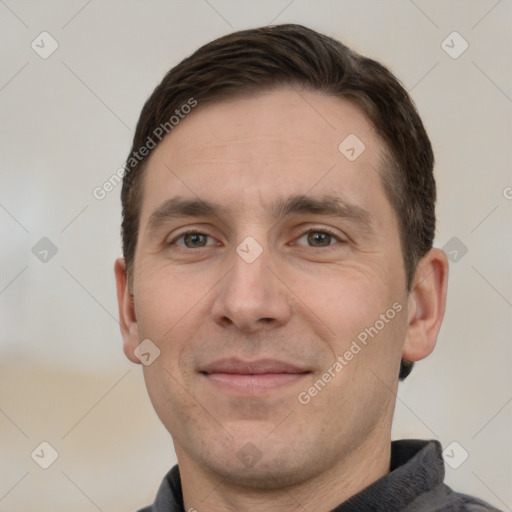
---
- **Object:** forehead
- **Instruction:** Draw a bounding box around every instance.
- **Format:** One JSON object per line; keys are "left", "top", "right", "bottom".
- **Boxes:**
{"left": 155, "top": 87, "right": 382, "bottom": 164}
{"left": 139, "top": 87, "right": 392, "bottom": 230}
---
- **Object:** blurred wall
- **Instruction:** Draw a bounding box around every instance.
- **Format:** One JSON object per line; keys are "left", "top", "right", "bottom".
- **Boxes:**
{"left": 1, "top": 1, "right": 511, "bottom": 511}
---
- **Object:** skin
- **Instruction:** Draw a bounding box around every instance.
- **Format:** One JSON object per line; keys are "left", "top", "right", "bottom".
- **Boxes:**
{"left": 115, "top": 86, "right": 449, "bottom": 511}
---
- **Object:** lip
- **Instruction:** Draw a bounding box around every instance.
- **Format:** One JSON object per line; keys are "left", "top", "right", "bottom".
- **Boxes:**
{"left": 200, "top": 358, "right": 311, "bottom": 395}
{"left": 200, "top": 358, "right": 308, "bottom": 375}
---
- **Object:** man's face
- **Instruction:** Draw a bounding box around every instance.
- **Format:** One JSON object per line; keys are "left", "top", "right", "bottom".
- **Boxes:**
{"left": 122, "top": 87, "right": 413, "bottom": 488}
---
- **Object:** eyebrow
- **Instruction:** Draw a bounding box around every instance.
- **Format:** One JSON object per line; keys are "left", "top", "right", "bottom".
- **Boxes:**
{"left": 145, "top": 194, "right": 374, "bottom": 236}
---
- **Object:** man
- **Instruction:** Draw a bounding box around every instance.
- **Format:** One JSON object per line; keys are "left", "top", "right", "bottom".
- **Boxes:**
{"left": 114, "top": 24, "right": 501, "bottom": 512}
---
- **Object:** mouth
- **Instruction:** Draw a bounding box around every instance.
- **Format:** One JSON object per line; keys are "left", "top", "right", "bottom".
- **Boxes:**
{"left": 199, "top": 358, "right": 311, "bottom": 395}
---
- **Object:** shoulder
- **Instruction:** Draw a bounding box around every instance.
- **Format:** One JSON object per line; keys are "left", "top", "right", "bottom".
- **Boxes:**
{"left": 452, "top": 491, "right": 503, "bottom": 512}
{"left": 406, "top": 482, "right": 503, "bottom": 512}
{"left": 133, "top": 465, "right": 184, "bottom": 512}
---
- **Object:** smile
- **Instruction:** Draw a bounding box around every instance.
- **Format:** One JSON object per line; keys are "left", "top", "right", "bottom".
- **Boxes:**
{"left": 199, "top": 358, "right": 311, "bottom": 395}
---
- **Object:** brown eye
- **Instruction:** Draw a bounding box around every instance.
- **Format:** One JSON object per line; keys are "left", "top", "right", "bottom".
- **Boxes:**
{"left": 183, "top": 233, "right": 208, "bottom": 248}
{"left": 307, "top": 231, "right": 332, "bottom": 247}
{"left": 170, "top": 231, "right": 215, "bottom": 249}
{"left": 296, "top": 228, "right": 343, "bottom": 248}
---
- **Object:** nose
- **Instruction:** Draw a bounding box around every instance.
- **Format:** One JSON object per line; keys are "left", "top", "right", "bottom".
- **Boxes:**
{"left": 211, "top": 238, "right": 292, "bottom": 333}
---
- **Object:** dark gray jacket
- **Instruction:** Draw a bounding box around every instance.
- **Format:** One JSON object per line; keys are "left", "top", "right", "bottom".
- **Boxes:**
{"left": 138, "top": 439, "right": 502, "bottom": 511}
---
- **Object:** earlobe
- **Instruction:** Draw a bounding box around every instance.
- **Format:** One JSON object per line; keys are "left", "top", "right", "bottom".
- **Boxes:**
{"left": 114, "top": 257, "right": 141, "bottom": 364}
{"left": 402, "top": 248, "right": 449, "bottom": 362}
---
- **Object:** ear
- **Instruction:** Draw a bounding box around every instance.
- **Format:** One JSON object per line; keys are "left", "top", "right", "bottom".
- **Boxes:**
{"left": 402, "top": 248, "right": 449, "bottom": 362}
{"left": 114, "top": 257, "right": 141, "bottom": 364}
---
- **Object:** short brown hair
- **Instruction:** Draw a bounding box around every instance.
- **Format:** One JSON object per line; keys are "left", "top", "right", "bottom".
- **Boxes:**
{"left": 121, "top": 24, "right": 436, "bottom": 380}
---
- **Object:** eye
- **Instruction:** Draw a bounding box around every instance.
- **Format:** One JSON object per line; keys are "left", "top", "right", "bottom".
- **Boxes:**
{"left": 170, "top": 230, "right": 216, "bottom": 249}
{"left": 168, "top": 227, "right": 345, "bottom": 251}
{"left": 295, "top": 228, "right": 345, "bottom": 248}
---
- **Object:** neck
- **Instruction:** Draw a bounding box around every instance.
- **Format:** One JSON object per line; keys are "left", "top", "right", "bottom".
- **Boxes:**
{"left": 177, "top": 427, "right": 391, "bottom": 512}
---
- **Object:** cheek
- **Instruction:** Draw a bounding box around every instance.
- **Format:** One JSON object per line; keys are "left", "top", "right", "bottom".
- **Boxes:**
{"left": 134, "top": 265, "right": 202, "bottom": 340}
{"left": 134, "top": 267, "right": 216, "bottom": 387}
{"left": 306, "top": 270, "right": 387, "bottom": 329}
{"left": 141, "top": 362, "right": 190, "bottom": 438}
{"left": 305, "top": 269, "right": 407, "bottom": 366}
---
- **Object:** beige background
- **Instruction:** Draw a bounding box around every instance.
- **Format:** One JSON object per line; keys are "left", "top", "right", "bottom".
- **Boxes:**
{"left": 1, "top": 1, "right": 511, "bottom": 511}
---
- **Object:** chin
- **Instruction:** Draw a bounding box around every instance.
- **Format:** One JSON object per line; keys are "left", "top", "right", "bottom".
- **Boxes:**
{"left": 206, "top": 458, "right": 312, "bottom": 491}
{"left": 196, "top": 438, "right": 319, "bottom": 491}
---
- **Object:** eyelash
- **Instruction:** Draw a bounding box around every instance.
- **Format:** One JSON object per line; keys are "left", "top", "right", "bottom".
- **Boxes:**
{"left": 168, "top": 227, "right": 345, "bottom": 250}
